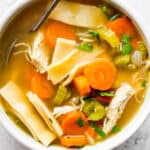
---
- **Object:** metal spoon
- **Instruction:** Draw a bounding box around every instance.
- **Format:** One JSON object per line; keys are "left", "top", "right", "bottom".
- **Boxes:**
{"left": 30, "top": 0, "right": 60, "bottom": 32}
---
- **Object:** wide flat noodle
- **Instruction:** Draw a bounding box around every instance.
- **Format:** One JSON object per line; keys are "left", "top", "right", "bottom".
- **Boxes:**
{"left": 0, "top": 82, "right": 56, "bottom": 146}
{"left": 47, "top": 49, "right": 78, "bottom": 84}
{"left": 47, "top": 44, "right": 104, "bottom": 84}
{"left": 49, "top": 0, "right": 107, "bottom": 28}
{"left": 52, "top": 38, "right": 76, "bottom": 63}
{"left": 27, "top": 92, "right": 63, "bottom": 136}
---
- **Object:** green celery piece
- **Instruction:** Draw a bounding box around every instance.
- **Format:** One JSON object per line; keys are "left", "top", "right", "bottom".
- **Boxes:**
{"left": 82, "top": 101, "right": 105, "bottom": 121}
{"left": 53, "top": 85, "right": 68, "bottom": 106}
{"left": 121, "top": 34, "right": 132, "bottom": 54}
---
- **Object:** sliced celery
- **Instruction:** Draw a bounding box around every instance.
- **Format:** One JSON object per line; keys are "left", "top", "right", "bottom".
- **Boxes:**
{"left": 53, "top": 85, "right": 68, "bottom": 106}
{"left": 97, "top": 27, "right": 120, "bottom": 48}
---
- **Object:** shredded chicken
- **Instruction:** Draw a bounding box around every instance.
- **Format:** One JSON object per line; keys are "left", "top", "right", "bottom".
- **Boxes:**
{"left": 53, "top": 105, "right": 79, "bottom": 118}
{"left": 28, "top": 32, "right": 52, "bottom": 73}
{"left": 103, "top": 83, "right": 135, "bottom": 134}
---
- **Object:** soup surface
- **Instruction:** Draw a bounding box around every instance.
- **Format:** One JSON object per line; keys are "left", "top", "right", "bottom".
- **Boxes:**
{"left": 0, "top": 0, "right": 149, "bottom": 148}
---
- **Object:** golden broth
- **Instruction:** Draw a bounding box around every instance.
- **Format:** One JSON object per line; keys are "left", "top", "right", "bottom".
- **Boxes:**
{"left": 0, "top": 0, "right": 149, "bottom": 146}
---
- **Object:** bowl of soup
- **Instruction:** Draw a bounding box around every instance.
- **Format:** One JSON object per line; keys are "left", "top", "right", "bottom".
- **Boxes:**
{"left": 0, "top": 0, "right": 150, "bottom": 149}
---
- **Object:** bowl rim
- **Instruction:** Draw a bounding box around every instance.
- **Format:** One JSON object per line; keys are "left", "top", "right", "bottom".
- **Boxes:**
{"left": 0, "top": 0, "right": 150, "bottom": 150}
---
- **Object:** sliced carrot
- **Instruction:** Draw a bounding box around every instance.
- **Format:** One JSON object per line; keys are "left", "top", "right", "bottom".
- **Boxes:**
{"left": 45, "top": 20, "right": 76, "bottom": 48}
{"left": 61, "top": 111, "right": 89, "bottom": 135}
{"left": 73, "top": 75, "right": 91, "bottom": 96}
{"left": 60, "top": 135, "right": 88, "bottom": 147}
{"left": 84, "top": 59, "right": 116, "bottom": 91}
{"left": 86, "top": 126, "right": 97, "bottom": 137}
{"left": 107, "top": 17, "right": 137, "bottom": 39}
{"left": 131, "top": 38, "right": 140, "bottom": 49}
{"left": 31, "top": 72, "right": 54, "bottom": 99}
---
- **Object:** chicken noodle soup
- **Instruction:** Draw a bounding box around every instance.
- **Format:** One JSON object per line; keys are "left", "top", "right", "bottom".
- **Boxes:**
{"left": 0, "top": 0, "right": 149, "bottom": 148}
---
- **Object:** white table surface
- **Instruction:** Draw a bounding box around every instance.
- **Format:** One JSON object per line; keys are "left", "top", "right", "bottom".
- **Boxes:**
{"left": 0, "top": 0, "right": 150, "bottom": 150}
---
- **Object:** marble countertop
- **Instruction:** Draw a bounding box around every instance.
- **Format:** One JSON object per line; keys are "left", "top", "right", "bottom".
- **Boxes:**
{"left": 0, "top": 0, "right": 150, "bottom": 150}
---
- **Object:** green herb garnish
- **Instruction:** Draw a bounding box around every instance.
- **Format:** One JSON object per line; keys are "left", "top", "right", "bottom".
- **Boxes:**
{"left": 82, "top": 96, "right": 92, "bottom": 101}
{"left": 89, "top": 31, "right": 100, "bottom": 40}
{"left": 112, "top": 125, "right": 121, "bottom": 133}
{"left": 100, "top": 5, "right": 114, "bottom": 18}
{"left": 141, "top": 80, "right": 147, "bottom": 88}
{"left": 101, "top": 5, "right": 108, "bottom": 14}
{"left": 99, "top": 91, "right": 115, "bottom": 97}
{"left": 121, "top": 34, "right": 132, "bottom": 54}
{"left": 109, "top": 14, "right": 121, "bottom": 21}
{"left": 90, "top": 122, "right": 106, "bottom": 138}
{"left": 76, "top": 117, "right": 86, "bottom": 127}
{"left": 77, "top": 43, "right": 93, "bottom": 52}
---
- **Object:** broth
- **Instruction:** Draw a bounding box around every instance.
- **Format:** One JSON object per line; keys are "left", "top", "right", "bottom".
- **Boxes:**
{"left": 0, "top": 0, "right": 149, "bottom": 148}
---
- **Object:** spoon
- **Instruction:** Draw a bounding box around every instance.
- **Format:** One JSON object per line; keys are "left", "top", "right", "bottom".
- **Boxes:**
{"left": 30, "top": 0, "right": 60, "bottom": 32}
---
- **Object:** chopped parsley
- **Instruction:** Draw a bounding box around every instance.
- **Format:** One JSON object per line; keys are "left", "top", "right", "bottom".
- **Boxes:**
{"left": 99, "top": 91, "right": 115, "bottom": 97}
{"left": 121, "top": 34, "right": 132, "bottom": 54}
{"left": 90, "top": 122, "right": 106, "bottom": 138}
{"left": 112, "top": 125, "right": 121, "bottom": 133}
{"left": 82, "top": 96, "right": 93, "bottom": 101}
{"left": 100, "top": 5, "right": 112, "bottom": 18}
{"left": 77, "top": 43, "right": 93, "bottom": 52}
{"left": 141, "top": 80, "right": 147, "bottom": 88}
{"left": 101, "top": 5, "right": 108, "bottom": 14}
{"left": 89, "top": 31, "right": 100, "bottom": 40}
{"left": 76, "top": 117, "right": 86, "bottom": 127}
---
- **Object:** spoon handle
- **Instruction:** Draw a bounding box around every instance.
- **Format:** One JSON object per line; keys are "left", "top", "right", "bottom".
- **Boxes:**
{"left": 31, "top": 0, "right": 60, "bottom": 32}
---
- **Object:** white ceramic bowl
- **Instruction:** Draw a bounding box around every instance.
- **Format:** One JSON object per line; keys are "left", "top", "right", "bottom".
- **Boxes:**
{"left": 0, "top": 0, "right": 150, "bottom": 150}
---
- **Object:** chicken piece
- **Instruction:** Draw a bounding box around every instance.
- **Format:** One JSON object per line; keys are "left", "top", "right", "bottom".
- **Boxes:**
{"left": 28, "top": 32, "right": 52, "bottom": 73}
{"left": 53, "top": 105, "right": 78, "bottom": 118}
{"left": 103, "top": 83, "right": 135, "bottom": 134}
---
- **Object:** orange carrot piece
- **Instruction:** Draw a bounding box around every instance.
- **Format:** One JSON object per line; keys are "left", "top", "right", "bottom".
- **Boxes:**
{"left": 60, "top": 135, "right": 88, "bottom": 147}
{"left": 45, "top": 20, "right": 76, "bottom": 48}
{"left": 73, "top": 75, "right": 91, "bottom": 96}
{"left": 31, "top": 72, "right": 54, "bottom": 99}
{"left": 83, "top": 59, "right": 116, "bottom": 91}
{"left": 61, "top": 111, "right": 89, "bottom": 135}
{"left": 107, "top": 17, "right": 137, "bottom": 39}
{"left": 86, "top": 126, "right": 97, "bottom": 137}
{"left": 131, "top": 38, "right": 140, "bottom": 49}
